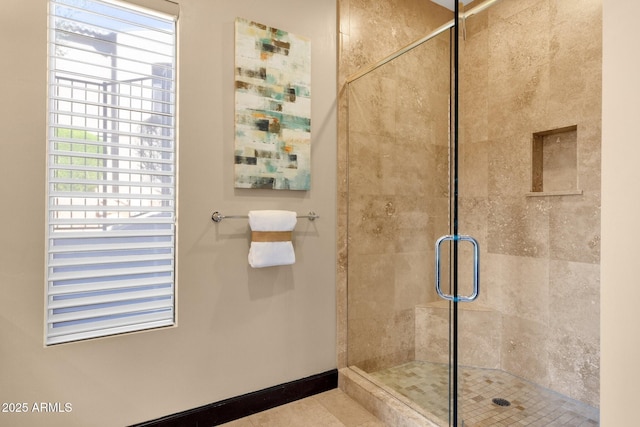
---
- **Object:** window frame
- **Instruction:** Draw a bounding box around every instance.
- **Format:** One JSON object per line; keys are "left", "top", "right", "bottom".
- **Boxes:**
{"left": 46, "top": 0, "right": 178, "bottom": 345}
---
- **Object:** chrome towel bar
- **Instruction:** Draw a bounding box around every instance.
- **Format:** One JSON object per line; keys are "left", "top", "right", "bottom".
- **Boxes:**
{"left": 211, "top": 211, "right": 319, "bottom": 223}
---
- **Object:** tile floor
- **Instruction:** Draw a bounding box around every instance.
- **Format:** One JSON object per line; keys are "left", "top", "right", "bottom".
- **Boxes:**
{"left": 218, "top": 388, "right": 383, "bottom": 427}
{"left": 219, "top": 361, "right": 600, "bottom": 427}
{"left": 369, "top": 361, "right": 600, "bottom": 426}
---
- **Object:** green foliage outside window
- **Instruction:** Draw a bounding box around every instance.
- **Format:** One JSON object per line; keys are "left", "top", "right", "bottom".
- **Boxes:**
{"left": 53, "top": 128, "right": 102, "bottom": 192}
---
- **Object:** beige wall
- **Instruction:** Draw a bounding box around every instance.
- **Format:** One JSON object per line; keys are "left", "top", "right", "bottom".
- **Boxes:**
{"left": 601, "top": 1, "right": 640, "bottom": 425}
{"left": 0, "top": 1, "right": 337, "bottom": 426}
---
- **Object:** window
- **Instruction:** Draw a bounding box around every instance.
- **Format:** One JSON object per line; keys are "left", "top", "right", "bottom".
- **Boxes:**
{"left": 46, "top": 0, "right": 177, "bottom": 345}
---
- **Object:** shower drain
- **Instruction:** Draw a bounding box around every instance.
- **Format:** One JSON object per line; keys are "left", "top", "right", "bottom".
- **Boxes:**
{"left": 492, "top": 398, "right": 511, "bottom": 407}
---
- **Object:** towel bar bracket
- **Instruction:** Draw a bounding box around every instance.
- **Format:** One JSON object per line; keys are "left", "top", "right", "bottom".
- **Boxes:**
{"left": 211, "top": 211, "right": 319, "bottom": 223}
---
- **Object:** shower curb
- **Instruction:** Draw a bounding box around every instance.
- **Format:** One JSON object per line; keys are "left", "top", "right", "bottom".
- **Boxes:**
{"left": 339, "top": 367, "right": 441, "bottom": 427}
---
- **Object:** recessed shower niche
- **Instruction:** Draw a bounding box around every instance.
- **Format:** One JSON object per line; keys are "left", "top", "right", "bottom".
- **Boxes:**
{"left": 531, "top": 125, "right": 582, "bottom": 195}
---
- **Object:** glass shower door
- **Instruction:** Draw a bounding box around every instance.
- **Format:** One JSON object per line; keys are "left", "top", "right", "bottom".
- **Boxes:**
{"left": 345, "top": 23, "right": 455, "bottom": 425}
{"left": 345, "top": 10, "right": 483, "bottom": 425}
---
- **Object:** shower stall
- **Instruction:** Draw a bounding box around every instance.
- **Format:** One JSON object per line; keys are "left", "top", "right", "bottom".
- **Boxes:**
{"left": 338, "top": 0, "right": 601, "bottom": 425}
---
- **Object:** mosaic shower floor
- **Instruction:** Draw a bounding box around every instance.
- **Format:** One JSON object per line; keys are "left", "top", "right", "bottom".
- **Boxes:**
{"left": 368, "top": 361, "right": 599, "bottom": 426}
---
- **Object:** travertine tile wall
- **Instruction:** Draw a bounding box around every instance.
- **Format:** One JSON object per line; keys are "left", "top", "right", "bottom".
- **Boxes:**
{"left": 338, "top": 0, "right": 601, "bottom": 409}
{"left": 457, "top": 0, "right": 601, "bottom": 407}
{"left": 338, "top": 0, "right": 452, "bottom": 372}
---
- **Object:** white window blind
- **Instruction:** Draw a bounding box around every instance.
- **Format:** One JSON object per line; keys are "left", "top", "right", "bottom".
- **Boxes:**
{"left": 47, "top": 0, "right": 177, "bottom": 345}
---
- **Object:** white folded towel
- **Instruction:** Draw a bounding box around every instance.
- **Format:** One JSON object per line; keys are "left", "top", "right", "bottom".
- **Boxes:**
{"left": 248, "top": 210, "right": 297, "bottom": 268}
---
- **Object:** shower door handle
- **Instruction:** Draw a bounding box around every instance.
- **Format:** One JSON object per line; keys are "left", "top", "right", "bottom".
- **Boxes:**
{"left": 435, "top": 235, "right": 480, "bottom": 302}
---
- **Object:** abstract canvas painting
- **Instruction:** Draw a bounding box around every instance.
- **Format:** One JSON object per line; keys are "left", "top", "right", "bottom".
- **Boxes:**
{"left": 234, "top": 18, "right": 311, "bottom": 190}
